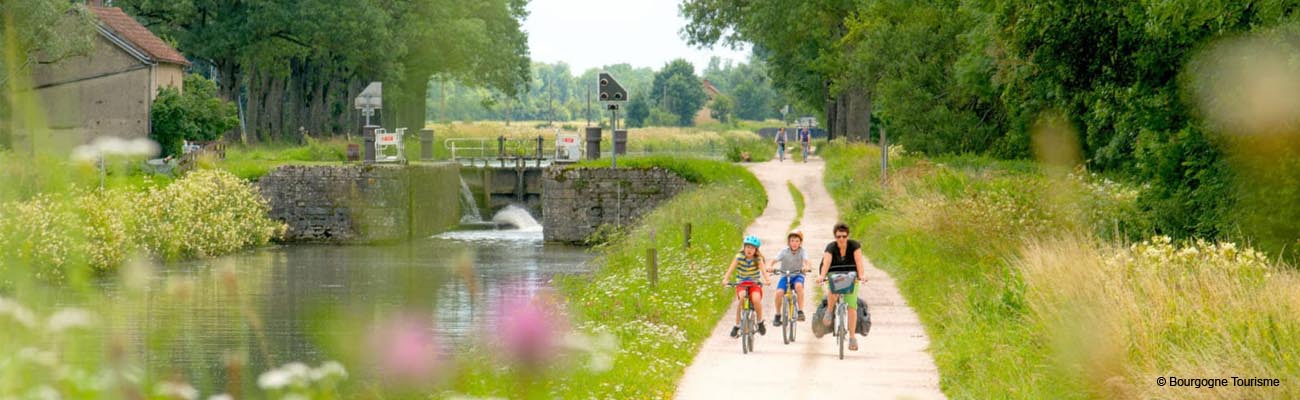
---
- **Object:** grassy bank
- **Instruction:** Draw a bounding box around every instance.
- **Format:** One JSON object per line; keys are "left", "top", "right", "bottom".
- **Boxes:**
{"left": 820, "top": 142, "right": 1299, "bottom": 398}
{"left": 217, "top": 122, "right": 780, "bottom": 181}
{"left": 446, "top": 157, "right": 766, "bottom": 398}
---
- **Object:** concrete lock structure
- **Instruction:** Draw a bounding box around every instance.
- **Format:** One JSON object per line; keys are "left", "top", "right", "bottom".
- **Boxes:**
{"left": 585, "top": 127, "right": 602, "bottom": 160}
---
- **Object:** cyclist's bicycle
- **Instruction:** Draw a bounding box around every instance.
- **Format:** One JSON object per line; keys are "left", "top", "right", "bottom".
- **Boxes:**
{"left": 772, "top": 270, "right": 803, "bottom": 345}
{"left": 826, "top": 271, "right": 858, "bottom": 360}
{"left": 729, "top": 282, "right": 759, "bottom": 354}
{"left": 801, "top": 140, "right": 810, "bottom": 162}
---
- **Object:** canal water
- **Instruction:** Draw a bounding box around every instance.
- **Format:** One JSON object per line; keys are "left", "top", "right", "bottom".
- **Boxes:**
{"left": 99, "top": 207, "right": 594, "bottom": 388}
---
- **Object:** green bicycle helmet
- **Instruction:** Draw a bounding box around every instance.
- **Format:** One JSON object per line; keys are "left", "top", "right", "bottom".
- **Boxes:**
{"left": 743, "top": 235, "right": 761, "bottom": 248}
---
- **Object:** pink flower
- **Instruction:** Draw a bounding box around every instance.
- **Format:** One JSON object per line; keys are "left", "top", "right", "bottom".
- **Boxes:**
{"left": 493, "top": 297, "right": 568, "bottom": 369}
{"left": 365, "top": 313, "right": 444, "bottom": 385}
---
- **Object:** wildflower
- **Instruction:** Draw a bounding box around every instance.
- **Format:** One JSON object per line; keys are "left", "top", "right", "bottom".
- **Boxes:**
{"left": 309, "top": 361, "right": 348, "bottom": 381}
{"left": 365, "top": 313, "right": 445, "bottom": 385}
{"left": 47, "top": 308, "right": 94, "bottom": 333}
{"left": 494, "top": 297, "right": 567, "bottom": 370}
{"left": 258, "top": 362, "right": 310, "bottom": 390}
{"left": 154, "top": 381, "right": 199, "bottom": 400}
{"left": 0, "top": 297, "right": 37, "bottom": 329}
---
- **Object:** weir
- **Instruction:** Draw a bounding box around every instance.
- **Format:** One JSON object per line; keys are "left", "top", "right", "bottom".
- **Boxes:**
{"left": 458, "top": 162, "right": 546, "bottom": 219}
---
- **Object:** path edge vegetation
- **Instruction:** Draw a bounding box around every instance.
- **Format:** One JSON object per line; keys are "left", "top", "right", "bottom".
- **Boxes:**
{"left": 820, "top": 142, "right": 1300, "bottom": 399}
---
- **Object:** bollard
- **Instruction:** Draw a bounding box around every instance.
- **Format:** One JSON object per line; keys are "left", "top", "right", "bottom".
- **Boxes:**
{"left": 536, "top": 135, "right": 544, "bottom": 167}
{"left": 613, "top": 129, "right": 628, "bottom": 155}
{"left": 585, "top": 127, "right": 602, "bottom": 160}
{"left": 362, "top": 125, "right": 378, "bottom": 163}
{"left": 498, "top": 135, "right": 506, "bottom": 167}
{"left": 684, "top": 223, "right": 692, "bottom": 249}
{"left": 420, "top": 128, "right": 434, "bottom": 161}
{"left": 346, "top": 143, "right": 360, "bottom": 162}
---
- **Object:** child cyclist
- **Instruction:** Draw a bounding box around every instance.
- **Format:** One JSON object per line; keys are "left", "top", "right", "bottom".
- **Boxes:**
{"left": 722, "top": 235, "right": 771, "bottom": 337}
{"left": 768, "top": 229, "right": 811, "bottom": 326}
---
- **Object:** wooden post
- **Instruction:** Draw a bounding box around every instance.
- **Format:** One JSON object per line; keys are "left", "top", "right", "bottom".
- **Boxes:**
{"left": 880, "top": 124, "right": 888, "bottom": 188}
{"left": 648, "top": 229, "right": 658, "bottom": 289}
{"left": 683, "top": 223, "right": 692, "bottom": 249}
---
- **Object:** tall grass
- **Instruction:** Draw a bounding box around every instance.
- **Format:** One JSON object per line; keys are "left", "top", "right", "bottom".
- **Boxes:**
{"left": 821, "top": 141, "right": 1298, "bottom": 398}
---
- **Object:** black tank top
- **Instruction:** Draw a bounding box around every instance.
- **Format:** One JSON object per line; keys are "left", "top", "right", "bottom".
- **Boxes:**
{"left": 825, "top": 240, "right": 861, "bottom": 273}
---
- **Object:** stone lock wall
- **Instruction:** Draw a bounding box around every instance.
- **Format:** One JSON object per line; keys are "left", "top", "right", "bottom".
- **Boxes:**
{"left": 542, "top": 167, "right": 693, "bottom": 243}
{"left": 257, "top": 163, "right": 461, "bottom": 242}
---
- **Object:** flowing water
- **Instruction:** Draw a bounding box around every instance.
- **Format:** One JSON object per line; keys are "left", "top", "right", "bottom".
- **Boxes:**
{"left": 457, "top": 176, "right": 484, "bottom": 223}
{"left": 97, "top": 207, "right": 591, "bottom": 389}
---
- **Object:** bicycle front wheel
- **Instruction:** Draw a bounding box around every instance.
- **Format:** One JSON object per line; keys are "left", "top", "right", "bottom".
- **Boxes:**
{"left": 741, "top": 310, "right": 751, "bottom": 354}
{"left": 836, "top": 304, "right": 847, "bottom": 360}
{"left": 785, "top": 298, "right": 796, "bottom": 343}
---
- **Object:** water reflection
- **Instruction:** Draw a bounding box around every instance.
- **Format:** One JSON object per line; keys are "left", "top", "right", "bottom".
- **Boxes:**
{"left": 97, "top": 231, "right": 592, "bottom": 391}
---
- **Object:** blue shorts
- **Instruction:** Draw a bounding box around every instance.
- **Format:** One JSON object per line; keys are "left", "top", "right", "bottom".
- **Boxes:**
{"left": 775, "top": 274, "right": 805, "bottom": 291}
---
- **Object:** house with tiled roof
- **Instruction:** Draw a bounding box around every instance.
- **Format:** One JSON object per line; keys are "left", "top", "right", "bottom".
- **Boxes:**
{"left": 23, "top": 1, "right": 189, "bottom": 143}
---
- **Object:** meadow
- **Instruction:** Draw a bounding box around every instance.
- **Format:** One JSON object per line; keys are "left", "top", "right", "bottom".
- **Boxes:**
{"left": 820, "top": 142, "right": 1299, "bottom": 399}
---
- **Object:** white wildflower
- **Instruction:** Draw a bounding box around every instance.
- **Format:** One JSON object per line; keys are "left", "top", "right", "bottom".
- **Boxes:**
{"left": 154, "top": 381, "right": 198, "bottom": 400}
{"left": 29, "top": 385, "right": 60, "bottom": 400}
{"left": 47, "top": 308, "right": 94, "bottom": 333}
{"left": 258, "top": 362, "right": 311, "bottom": 390}
{"left": 309, "top": 361, "right": 347, "bottom": 381}
{"left": 0, "top": 297, "right": 38, "bottom": 328}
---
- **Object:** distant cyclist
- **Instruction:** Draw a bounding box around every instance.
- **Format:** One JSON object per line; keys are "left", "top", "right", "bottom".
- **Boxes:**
{"left": 775, "top": 127, "right": 788, "bottom": 162}
{"left": 816, "top": 222, "right": 868, "bottom": 351}
{"left": 722, "top": 235, "right": 771, "bottom": 338}
{"left": 798, "top": 126, "right": 811, "bottom": 162}
{"left": 769, "top": 229, "right": 811, "bottom": 326}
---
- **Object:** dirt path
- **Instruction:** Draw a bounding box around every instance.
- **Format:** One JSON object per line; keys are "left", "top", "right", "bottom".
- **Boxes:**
{"left": 674, "top": 157, "right": 946, "bottom": 400}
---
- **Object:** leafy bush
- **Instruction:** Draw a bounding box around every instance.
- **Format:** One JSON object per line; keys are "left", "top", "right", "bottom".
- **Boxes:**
{"left": 150, "top": 74, "right": 239, "bottom": 157}
{"left": 0, "top": 170, "right": 284, "bottom": 280}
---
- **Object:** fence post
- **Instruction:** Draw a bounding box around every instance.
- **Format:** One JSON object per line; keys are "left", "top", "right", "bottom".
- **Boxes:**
{"left": 648, "top": 229, "right": 658, "bottom": 289}
{"left": 880, "top": 124, "right": 888, "bottom": 188}
{"left": 683, "top": 223, "right": 692, "bottom": 249}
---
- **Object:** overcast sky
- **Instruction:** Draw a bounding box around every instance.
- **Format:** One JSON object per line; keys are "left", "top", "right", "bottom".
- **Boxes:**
{"left": 523, "top": 0, "right": 751, "bottom": 73}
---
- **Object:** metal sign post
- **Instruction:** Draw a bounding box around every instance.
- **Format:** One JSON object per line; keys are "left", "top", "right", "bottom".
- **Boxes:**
{"left": 598, "top": 72, "right": 628, "bottom": 168}
{"left": 354, "top": 82, "right": 383, "bottom": 126}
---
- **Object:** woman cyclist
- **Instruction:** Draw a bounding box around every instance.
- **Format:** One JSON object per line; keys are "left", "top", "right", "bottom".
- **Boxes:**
{"left": 816, "top": 222, "right": 868, "bottom": 351}
{"left": 769, "top": 229, "right": 811, "bottom": 326}
{"left": 722, "top": 235, "right": 771, "bottom": 338}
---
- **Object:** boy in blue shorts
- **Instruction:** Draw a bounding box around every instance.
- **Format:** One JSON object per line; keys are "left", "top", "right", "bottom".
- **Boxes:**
{"left": 769, "top": 229, "right": 810, "bottom": 325}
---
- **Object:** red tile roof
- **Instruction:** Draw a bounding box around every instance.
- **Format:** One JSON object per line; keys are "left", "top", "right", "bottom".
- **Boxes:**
{"left": 90, "top": 6, "right": 190, "bottom": 66}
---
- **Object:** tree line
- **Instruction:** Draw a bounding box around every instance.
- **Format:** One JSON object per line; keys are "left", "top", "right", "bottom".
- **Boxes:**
{"left": 115, "top": 0, "right": 530, "bottom": 142}
{"left": 682, "top": 0, "right": 1300, "bottom": 258}
{"left": 430, "top": 57, "right": 786, "bottom": 127}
